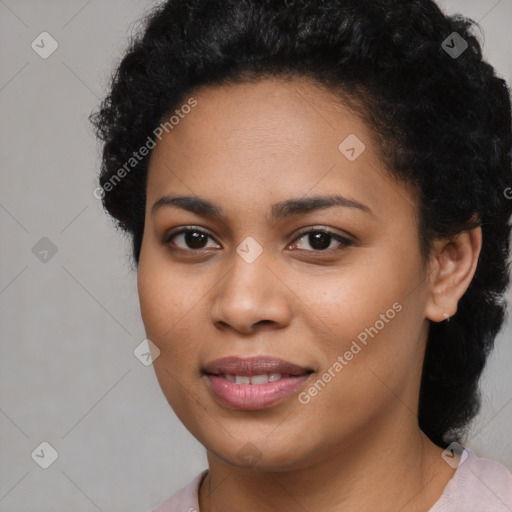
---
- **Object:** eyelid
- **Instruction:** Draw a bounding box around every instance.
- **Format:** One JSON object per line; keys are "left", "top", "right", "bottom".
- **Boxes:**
{"left": 163, "top": 226, "right": 220, "bottom": 245}
{"left": 163, "top": 225, "right": 354, "bottom": 252}
{"left": 290, "top": 225, "right": 354, "bottom": 244}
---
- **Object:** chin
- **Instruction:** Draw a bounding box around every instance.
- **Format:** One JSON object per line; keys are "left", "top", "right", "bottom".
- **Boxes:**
{"left": 199, "top": 428, "right": 327, "bottom": 473}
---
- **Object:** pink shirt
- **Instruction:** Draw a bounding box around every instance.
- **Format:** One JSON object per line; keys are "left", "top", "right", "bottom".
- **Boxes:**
{"left": 149, "top": 448, "right": 512, "bottom": 511}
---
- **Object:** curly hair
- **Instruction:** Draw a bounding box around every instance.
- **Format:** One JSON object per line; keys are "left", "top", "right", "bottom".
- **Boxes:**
{"left": 90, "top": 0, "right": 512, "bottom": 448}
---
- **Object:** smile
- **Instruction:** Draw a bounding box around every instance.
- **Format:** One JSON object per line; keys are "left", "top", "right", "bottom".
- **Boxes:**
{"left": 202, "top": 356, "right": 313, "bottom": 410}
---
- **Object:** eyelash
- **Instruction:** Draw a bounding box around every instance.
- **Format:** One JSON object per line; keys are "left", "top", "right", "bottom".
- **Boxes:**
{"left": 163, "top": 226, "right": 354, "bottom": 255}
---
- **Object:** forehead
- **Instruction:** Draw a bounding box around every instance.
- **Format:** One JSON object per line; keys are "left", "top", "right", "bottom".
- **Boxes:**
{"left": 146, "top": 77, "right": 417, "bottom": 222}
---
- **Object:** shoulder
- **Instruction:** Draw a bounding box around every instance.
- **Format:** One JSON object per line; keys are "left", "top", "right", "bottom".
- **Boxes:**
{"left": 148, "top": 470, "right": 208, "bottom": 512}
{"left": 429, "top": 448, "right": 512, "bottom": 512}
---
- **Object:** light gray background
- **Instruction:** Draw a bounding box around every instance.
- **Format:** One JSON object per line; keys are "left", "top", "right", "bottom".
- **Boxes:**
{"left": 1, "top": 1, "right": 511, "bottom": 511}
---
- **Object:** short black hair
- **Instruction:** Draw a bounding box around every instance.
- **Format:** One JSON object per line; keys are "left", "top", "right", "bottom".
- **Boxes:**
{"left": 90, "top": 0, "right": 512, "bottom": 448}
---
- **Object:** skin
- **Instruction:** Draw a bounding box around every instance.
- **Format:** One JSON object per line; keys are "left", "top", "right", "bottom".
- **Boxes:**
{"left": 137, "top": 77, "right": 482, "bottom": 511}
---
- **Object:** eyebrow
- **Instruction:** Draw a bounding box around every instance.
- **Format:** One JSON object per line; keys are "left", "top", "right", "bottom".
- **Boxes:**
{"left": 151, "top": 194, "right": 374, "bottom": 221}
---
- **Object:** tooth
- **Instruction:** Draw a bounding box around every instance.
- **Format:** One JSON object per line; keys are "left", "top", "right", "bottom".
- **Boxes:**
{"left": 268, "top": 373, "right": 282, "bottom": 382}
{"left": 235, "top": 375, "right": 251, "bottom": 384}
{"left": 250, "top": 374, "right": 269, "bottom": 385}
{"left": 224, "top": 374, "right": 236, "bottom": 383}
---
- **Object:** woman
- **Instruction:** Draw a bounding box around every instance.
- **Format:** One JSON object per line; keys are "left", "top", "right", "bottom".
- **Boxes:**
{"left": 90, "top": 0, "right": 512, "bottom": 510}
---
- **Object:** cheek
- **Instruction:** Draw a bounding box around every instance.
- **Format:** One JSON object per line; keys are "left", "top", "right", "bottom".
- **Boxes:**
{"left": 136, "top": 254, "right": 213, "bottom": 399}
{"left": 137, "top": 258, "right": 208, "bottom": 416}
{"left": 296, "top": 260, "right": 422, "bottom": 389}
{"left": 137, "top": 253, "right": 203, "bottom": 344}
{"left": 293, "top": 304, "right": 419, "bottom": 447}
{"left": 294, "top": 262, "right": 402, "bottom": 341}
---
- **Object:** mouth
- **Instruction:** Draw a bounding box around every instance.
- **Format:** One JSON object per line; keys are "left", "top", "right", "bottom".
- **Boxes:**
{"left": 202, "top": 356, "right": 314, "bottom": 410}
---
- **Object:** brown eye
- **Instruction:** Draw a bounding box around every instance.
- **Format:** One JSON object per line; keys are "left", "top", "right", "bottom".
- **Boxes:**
{"left": 291, "top": 229, "right": 353, "bottom": 252}
{"left": 164, "top": 228, "right": 220, "bottom": 251}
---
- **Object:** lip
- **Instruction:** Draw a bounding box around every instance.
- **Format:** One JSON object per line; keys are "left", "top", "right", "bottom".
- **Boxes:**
{"left": 203, "top": 355, "right": 312, "bottom": 377}
{"left": 202, "top": 356, "right": 313, "bottom": 410}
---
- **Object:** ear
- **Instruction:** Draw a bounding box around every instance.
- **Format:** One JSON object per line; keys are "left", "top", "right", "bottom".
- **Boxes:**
{"left": 424, "top": 226, "right": 482, "bottom": 323}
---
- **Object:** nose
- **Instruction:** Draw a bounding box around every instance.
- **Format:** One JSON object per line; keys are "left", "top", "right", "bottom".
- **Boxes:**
{"left": 210, "top": 249, "right": 292, "bottom": 335}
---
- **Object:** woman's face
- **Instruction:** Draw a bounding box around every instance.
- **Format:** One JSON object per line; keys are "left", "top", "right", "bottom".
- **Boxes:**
{"left": 137, "top": 77, "right": 434, "bottom": 471}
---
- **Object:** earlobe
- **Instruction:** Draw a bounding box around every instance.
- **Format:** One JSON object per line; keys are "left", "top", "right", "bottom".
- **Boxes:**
{"left": 425, "top": 226, "right": 482, "bottom": 323}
